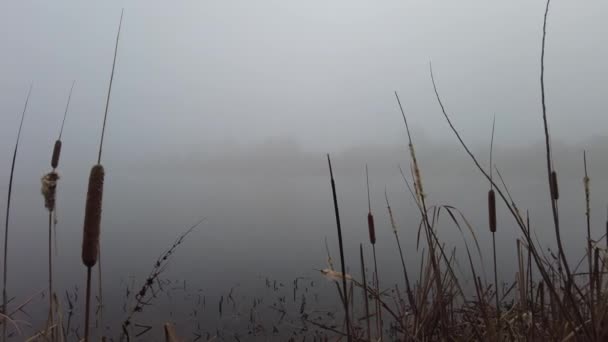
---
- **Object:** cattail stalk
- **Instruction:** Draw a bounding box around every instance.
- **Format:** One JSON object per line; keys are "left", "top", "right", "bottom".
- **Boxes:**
{"left": 326, "top": 154, "right": 351, "bottom": 342}
{"left": 539, "top": 7, "right": 584, "bottom": 331}
{"left": 82, "top": 10, "right": 123, "bottom": 341}
{"left": 41, "top": 82, "right": 74, "bottom": 338}
{"left": 3, "top": 84, "right": 32, "bottom": 341}
{"left": 359, "top": 244, "right": 371, "bottom": 342}
{"left": 487, "top": 115, "right": 500, "bottom": 331}
{"left": 41, "top": 171, "right": 59, "bottom": 338}
{"left": 365, "top": 165, "right": 382, "bottom": 339}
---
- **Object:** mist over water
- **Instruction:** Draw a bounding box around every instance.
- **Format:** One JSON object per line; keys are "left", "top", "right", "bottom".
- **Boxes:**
{"left": 1, "top": 136, "right": 608, "bottom": 336}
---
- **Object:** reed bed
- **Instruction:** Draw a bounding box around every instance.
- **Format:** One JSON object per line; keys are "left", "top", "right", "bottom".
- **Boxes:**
{"left": 313, "top": 1, "right": 608, "bottom": 340}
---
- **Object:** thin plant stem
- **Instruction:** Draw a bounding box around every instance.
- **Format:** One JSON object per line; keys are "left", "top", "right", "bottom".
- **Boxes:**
{"left": 326, "top": 154, "right": 352, "bottom": 342}
{"left": 98, "top": 9, "right": 124, "bottom": 164}
{"left": 48, "top": 212, "right": 54, "bottom": 326}
{"left": 492, "top": 233, "right": 499, "bottom": 326}
{"left": 84, "top": 267, "right": 92, "bottom": 342}
{"left": 58, "top": 80, "right": 76, "bottom": 140}
{"left": 371, "top": 244, "right": 382, "bottom": 339}
{"left": 3, "top": 84, "right": 32, "bottom": 342}
{"left": 385, "top": 189, "right": 417, "bottom": 318}
{"left": 360, "top": 244, "right": 371, "bottom": 342}
{"left": 489, "top": 115, "right": 500, "bottom": 329}
{"left": 583, "top": 151, "right": 595, "bottom": 336}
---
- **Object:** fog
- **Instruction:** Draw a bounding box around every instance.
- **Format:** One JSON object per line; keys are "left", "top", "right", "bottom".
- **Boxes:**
{"left": 1, "top": 137, "right": 608, "bottom": 294}
{"left": 1, "top": 0, "right": 607, "bottom": 338}
{"left": 1, "top": 0, "right": 607, "bottom": 153}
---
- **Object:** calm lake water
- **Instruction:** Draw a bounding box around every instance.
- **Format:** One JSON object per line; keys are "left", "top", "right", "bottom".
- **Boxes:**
{"left": 1, "top": 140, "right": 607, "bottom": 340}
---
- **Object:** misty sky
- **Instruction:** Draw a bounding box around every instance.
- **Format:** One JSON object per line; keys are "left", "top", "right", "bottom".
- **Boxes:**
{"left": 1, "top": 0, "right": 607, "bottom": 160}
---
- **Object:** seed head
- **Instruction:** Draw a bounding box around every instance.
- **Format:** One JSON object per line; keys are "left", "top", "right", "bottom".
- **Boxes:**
{"left": 82, "top": 164, "right": 105, "bottom": 267}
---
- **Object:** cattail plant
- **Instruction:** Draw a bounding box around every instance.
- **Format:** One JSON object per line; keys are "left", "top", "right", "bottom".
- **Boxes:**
{"left": 2, "top": 85, "right": 32, "bottom": 341}
{"left": 487, "top": 116, "right": 500, "bottom": 327}
{"left": 40, "top": 81, "right": 75, "bottom": 336}
{"left": 326, "top": 154, "right": 352, "bottom": 342}
{"left": 540, "top": 0, "right": 575, "bottom": 293}
{"left": 365, "top": 164, "right": 382, "bottom": 339}
{"left": 81, "top": 10, "right": 123, "bottom": 342}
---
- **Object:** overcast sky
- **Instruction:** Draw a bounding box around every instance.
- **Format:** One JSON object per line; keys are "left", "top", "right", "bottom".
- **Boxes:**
{"left": 0, "top": 0, "right": 606, "bottom": 161}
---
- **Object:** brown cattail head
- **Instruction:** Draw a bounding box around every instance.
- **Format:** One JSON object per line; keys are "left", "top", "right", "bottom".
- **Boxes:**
{"left": 41, "top": 172, "right": 60, "bottom": 212}
{"left": 550, "top": 171, "right": 559, "bottom": 200}
{"left": 488, "top": 189, "right": 497, "bottom": 233}
{"left": 82, "top": 164, "right": 105, "bottom": 268}
{"left": 51, "top": 140, "right": 62, "bottom": 169}
{"left": 367, "top": 212, "right": 376, "bottom": 245}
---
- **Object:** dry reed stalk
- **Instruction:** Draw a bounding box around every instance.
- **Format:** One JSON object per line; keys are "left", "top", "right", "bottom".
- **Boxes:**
{"left": 582, "top": 151, "right": 596, "bottom": 337}
{"left": 394, "top": 91, "right": 449, "bottom": 338}
{"left": 385, "top": 189, "right": 417, "bottom": 319}
{"left": 326, "top": 154, "right": 352, "bottom": 342}
{"left": 517, "top": 240, "right": 527, "bottom": 310}
{"left": 2, "top": 84, "right": 32, "bottom": 341}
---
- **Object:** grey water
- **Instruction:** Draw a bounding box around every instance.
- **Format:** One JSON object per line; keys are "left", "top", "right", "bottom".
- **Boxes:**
{"left": 1, "top": 137, "right": 608, "bottom": 339}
